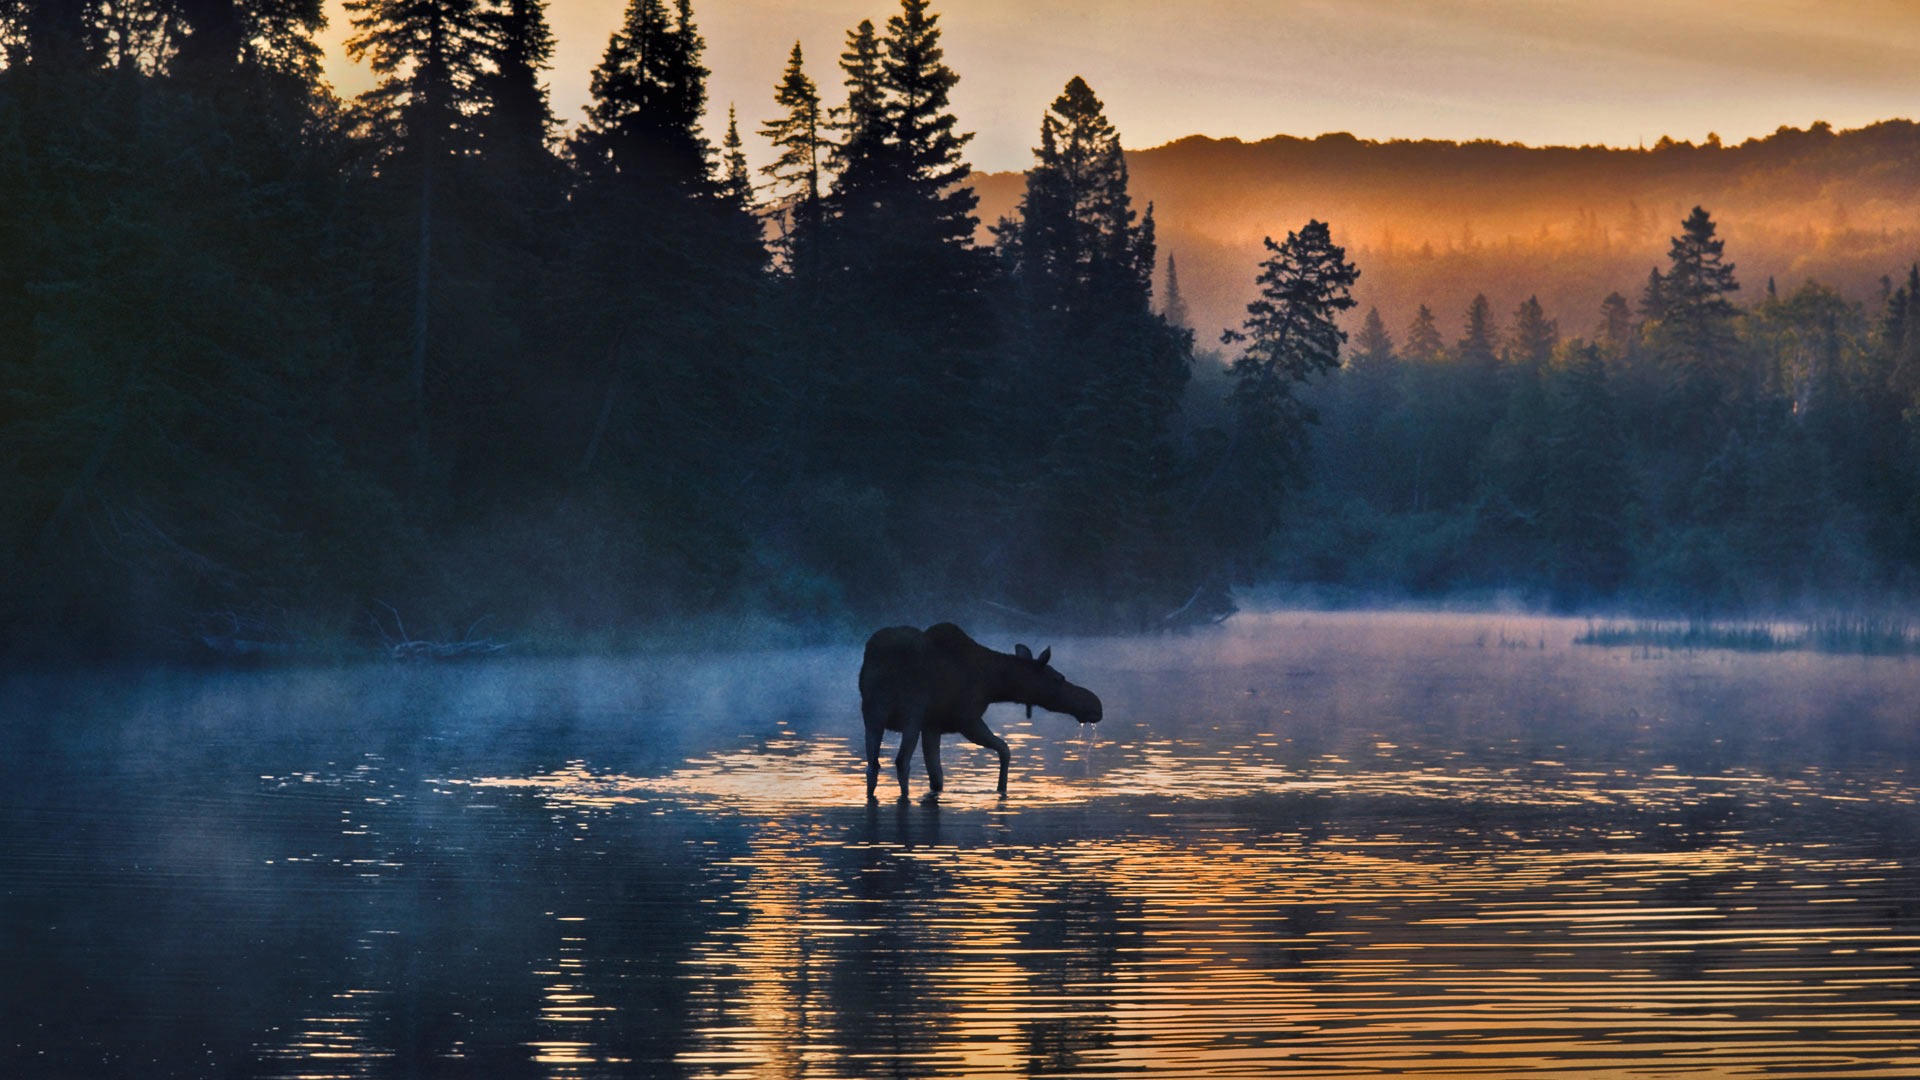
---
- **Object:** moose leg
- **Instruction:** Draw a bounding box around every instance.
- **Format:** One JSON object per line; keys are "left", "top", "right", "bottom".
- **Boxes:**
{"left": 863, "top": 723, "right": 885, "bottom": 801}
{"left": 920, "top": 730, "right": 944, "bottom": 796}
{"left": 894, "top": 718, "right": 923, "bottom": 802}
{"left": 861, "top": 695, "right": 889, "bottom": 801}
{"left": 958, "top": 717, "right": 1011, "bottom": 796}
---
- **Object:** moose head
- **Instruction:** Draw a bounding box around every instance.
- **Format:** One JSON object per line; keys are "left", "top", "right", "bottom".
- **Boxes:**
{"left": 1011, "top": 642, "right": 1104, "bottom": 725}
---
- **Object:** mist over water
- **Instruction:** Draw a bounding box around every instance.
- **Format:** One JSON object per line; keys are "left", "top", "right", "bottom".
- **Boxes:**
{"left": 4, "top": 611, "right": 1918, "bottom": 1077}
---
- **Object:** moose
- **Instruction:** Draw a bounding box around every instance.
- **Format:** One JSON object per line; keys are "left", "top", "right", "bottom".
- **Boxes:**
{"left": 859, "top": 622, "right": 1104, "bottom": 800}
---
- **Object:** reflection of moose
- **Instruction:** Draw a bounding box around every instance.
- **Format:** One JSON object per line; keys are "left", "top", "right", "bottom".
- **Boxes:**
{"left": 859, "top": 622, "right": 1104, "bottom": 800}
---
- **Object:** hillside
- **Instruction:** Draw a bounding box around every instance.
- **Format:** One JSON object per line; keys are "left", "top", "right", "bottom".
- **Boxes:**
{"left": 973, "top": 121, "right": 1920, "bottom": 344}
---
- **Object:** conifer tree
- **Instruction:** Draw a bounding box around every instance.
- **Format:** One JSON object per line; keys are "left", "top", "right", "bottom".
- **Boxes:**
{"left": 805, "top": 0, "right": 987, "bottom": 494}
{"left": 1162, "top": 252, "right": 1190, "bottom": 329}
{"left": 1596, "top": 291, "right": 1632, "bottom": 354}
{"left": 1507, "top": 295, "right": 1557, "bottom": 367}
{"left": 167, "top": 0, "right": 327, "bottom": 82}
{"left": 720, "top": 103, "right": 753, "bottom": 210}
{"left": 1404, "top": 303, "right": 1443, "bottom": 362}
{"left": 1659, "top": 205, "right": 1740, "bottom": 362}
{"left": 573, "top": 0, "right": 712, "bottom": 194}
{"left": 345, "top": 0, "right": 494, "bottom": 472}
{"left": 1213, "top": 220, "right": 1359, "bottom": 541}
{"left": 832, "top": 18, "right": 885, "bottom": 181}
{"left": 476, "top": 0, "right": 556, "bottom": 169}
{"left": 760, "top": 41, "right": 825, "bottom": 242}
{"left": 1004, "top": 75, "right": 1143, "bottom": 309}
{"left": 1354, "top": 307, "right": 1394, "bottom": 369}
{"left": 1637, "top": 267, "right": 1667, "bottom": 322}
{"left": 1644, "top": 205, "right": 1746, "bottom": 441}
{"left": 1458, "top": 294, "right": 1498, "bottom": 367}
{"left": 878, "top": 0, "right": 975, "bottom": 244}
{"left": 994, "top": 74, "right": 1190, "bottom": 615}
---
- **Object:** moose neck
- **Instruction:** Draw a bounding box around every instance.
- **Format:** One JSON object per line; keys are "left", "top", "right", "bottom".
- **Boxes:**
{"left": 984, "top": 650, "right": 1042, "bottom": 708}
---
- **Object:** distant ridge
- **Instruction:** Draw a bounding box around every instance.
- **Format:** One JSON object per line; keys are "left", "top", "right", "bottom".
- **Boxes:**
{"left": 973, "top": 120, "right": 1920, "bottom": 344}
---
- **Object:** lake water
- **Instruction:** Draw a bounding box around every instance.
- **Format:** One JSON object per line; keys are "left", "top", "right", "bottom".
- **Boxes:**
{"left": 4, "top": 611, "right": 1919, "bottom": 1078}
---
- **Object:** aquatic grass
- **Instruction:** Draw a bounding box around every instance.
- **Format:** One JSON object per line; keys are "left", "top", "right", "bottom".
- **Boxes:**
{"left": 1577, "top": 615, "right": 1920, "bottom": 655}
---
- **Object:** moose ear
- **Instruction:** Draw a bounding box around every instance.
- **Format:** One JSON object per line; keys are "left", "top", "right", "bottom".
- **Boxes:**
{"left": 1037, "top": 646, "right": 1052, "bottom": 665}
{"left": 1015, "top": 644, "right": 1032, "bottom": 660}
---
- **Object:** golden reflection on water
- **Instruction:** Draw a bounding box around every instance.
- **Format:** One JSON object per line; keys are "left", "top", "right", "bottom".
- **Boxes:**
{"left": 235, "top": 616, "right": 1920, "bottom": 1077}
{"left": 454, "top": 738, "right": 1920, "bottom": 1079}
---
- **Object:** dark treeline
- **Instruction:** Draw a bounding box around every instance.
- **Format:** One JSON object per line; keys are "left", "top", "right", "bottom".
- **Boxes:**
{"left": 1279, "top": 205, "right": 1920, "bottom": 611}
{"left": 0, "top": 0, "right": 1354, "bottom": 660}
{"left": 9, "top": 3, "right": 1919, "bottom": 663}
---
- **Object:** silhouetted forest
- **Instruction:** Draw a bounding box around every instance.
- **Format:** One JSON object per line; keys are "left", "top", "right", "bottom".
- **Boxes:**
{"left": 4, "top": 1, "right": 1920, "bottom": 662}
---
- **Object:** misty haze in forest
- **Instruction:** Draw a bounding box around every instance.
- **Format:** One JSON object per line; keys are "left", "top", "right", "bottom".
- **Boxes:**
{"left": 5, "top": 0, "right": 1920, "bottom": 664}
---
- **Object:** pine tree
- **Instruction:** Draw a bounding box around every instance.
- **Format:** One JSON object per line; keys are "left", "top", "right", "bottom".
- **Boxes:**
{"left": 1507, "top": 294, "right": 1557, "bottom": 368}
{"left": 167, "top": 0, "right": 327, "bottom": 83}
{"left": 1637, "top": 267, "right": 1667, "bottom": 322}
{"left": 1458, "top": 293, "right": 1498, "bottom": 367}
{"left": 475, "top": 0, "right": 555, "bottom": 169}
{"left": 1162, "top": 252, "right": 1190, "bottom": 329}
{"left": 760, "top": 41, "right": 824, "bottom": 244}
{"left": 1404, "top": 303, "right": 1443, "bottom": 362}
{"left": 719, "top": 103, "right": 752, "bottom": 210}
{"left": 344, "top": 0, "right": 494, "bottom": 473}
{"left": 1659, "top": 205, "right": 1740, "bottom": 362}
{"left": 1353, "top": 306, "right": 1394, "bottom": 369}
{"left": 992, "top": 74, "right": 1190, "bottom": 616}
{"left": 878, "top": 0, "right": 975, "bottom": 244}
{"left": 1596, "top": 291, "right": 1632, "bottom": 355}
{"left": 831, "top": 18, "right": 885, "bottom": 183}
{"left": 1211, "top": 220, "right": 1359, "bottom": 545}
{"left": 572, "top": 0, "right": 712, "bottom": 195}
{"left": 804, "top": 0, "right": 988, "bottom": 494}
{"left": 1004, "top": 76, "right": 1142, "bottom": 309}
{"left": 1648, "top": 205, "right": 1746, "bottom": 434}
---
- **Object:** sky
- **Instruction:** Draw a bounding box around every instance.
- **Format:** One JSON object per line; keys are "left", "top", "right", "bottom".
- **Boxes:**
{"left": 316, "top": 0, "right": 1920, "bottom": 174}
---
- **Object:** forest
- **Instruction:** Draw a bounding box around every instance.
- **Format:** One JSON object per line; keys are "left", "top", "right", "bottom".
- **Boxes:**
{"left": 4, "top": 0, "right": 1920, "bottom": 661}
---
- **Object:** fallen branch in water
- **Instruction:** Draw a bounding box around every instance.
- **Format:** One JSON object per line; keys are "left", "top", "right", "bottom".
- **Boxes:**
{"left": 370, "top": 603, "right": 512, "bottom": 661}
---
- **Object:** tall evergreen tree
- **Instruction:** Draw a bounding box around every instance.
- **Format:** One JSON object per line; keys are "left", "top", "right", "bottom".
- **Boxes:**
{"left": 1354, "top": 306, "right": 1394, "bottom": 369}
{"left": 1649, "top": 205, "right": 1745, "bottom": 437}
{"left": 1637, "top": 267, "right": 1667, "bottom": 323}
{"left": 993, "top": 74, "right": 1190, "bottom": 616}
{"left": 831, "top": 18, "right": 884, "bottom": 181}
{"left": 1507, "top": 295, "right": 1557, "bottom": 367}
{"left": 572, "top": 0, "right": 711, "bottom": 194}
{"left": 1657, "top": 205, "right": 1741, "bottom": 365}
{"left": 1162, "top": 252, "right": 1190, "bottom": 329}
{"left": 1404, "top": 303, "right": 1443, "bottom": 362}
{"left": 1002, "top": 75, "right": 1144, "bottom": 310}
{"left": 166, "top": 0, "right": 327, "bottom": 83}
{"left": 475, "top": 0, "right": 555, "bottom": 170}
{"left": 1458, "top": 293, "right": 1498, "bottom": 367}
{"left": 719, "top": 103, "right": 752, "bottom": 210}
{"left": 1596, "top": 290, "right": 1632, "bottom": 355}
{"left": 345, "top": 0, "right": 494, "bottom": 473}
{"left": 1208, "top": 220, "right": 1358, "bottom": 555}
{"left": 760, "top": 41, "right": 824, "bottom": 246}
{"left": 805, "top": 0, "right": 987, "bottom": 492}
{"left": 876, "top": 0, "right": 974, "bottom": 243}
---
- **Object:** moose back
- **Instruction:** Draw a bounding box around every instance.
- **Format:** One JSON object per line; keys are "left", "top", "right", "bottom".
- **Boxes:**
{"left": 858, "top": 622, "right": 1103, "bottom": 800}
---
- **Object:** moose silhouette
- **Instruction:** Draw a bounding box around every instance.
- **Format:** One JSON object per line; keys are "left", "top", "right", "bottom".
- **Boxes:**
{"left": 859, "top": 622, "right": 1103, "bottom": 800}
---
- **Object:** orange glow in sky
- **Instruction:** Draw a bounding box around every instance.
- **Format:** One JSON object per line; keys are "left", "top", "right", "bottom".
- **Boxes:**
{"left": 317, "top": 0, "right": 1920, "bottom": 172}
